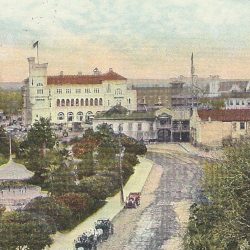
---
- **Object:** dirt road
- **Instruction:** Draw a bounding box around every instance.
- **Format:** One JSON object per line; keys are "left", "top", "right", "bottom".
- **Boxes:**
{"left": 98, "top": 150, "right": 202, "bottom": 250}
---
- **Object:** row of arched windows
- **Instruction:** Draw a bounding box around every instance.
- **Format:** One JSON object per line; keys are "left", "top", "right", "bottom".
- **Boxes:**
{"left": 58, "top": 111, "right": 84, "bottom": 121}
{"left": 57, "top": 98, "right": 103, "bottom": 107}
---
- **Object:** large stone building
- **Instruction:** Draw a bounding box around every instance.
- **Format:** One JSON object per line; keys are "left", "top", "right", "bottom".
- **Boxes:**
{"left": 190, "top": 109, "right": 250, "bottom": 147}
{"left": 128, "top": 79, "right": 187, "bottom": 110}
{"left": 22, "top": 57, "right": 137, "bottom": 127}
{"left": 93, "top": 106, "right": 191, "bottom": 142}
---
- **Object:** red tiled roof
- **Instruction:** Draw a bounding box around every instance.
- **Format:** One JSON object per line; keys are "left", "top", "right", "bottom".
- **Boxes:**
{"left": 47, "top": 71, "right": 126, "bottom": 85}
{"left": 198, "top": 109, "right": 250, "bottom": 122}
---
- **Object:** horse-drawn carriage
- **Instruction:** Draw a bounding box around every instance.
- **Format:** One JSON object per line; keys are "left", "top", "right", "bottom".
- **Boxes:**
{"left": 124, "top": 192, "right": 141, "bottom": 208}
{"left": 74, "top": 218, "right": 114, "bottom": 250}
{"left": 95, "top": 218, "right": 114, "bottom": 240}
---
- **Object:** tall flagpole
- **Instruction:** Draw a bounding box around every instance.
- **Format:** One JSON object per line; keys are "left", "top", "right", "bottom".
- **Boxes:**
{"left": 37, "top": 42, "right": 39, "bottom": 64}
{"left": 191, "top": 52, "right": 195, "bottom": 109}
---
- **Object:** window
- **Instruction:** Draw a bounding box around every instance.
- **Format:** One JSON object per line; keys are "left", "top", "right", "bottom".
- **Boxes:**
{"left": 76, "top": 89, "right": 81, "bottom": 94}
{"left": 81, "top": 98, "right": 84, "bottom": 106}
{"left": 115, "top": 88, "right": 122, "bottom": 95}
{"left": 57, "top": 89, "right": 62, "bottom": 94}
{"left": 66, "top": 99, "right": 70, "bottom": 106}
{"left": 67, "top": 112, "right": 74, "bottom": 122}
{"left": 37, "top": 83, "right": 43, "bottom": 86}
{"left": 99, "top": 98, "right": 103, "bottom": 106}
{"left": 107, "top": 100, "right": 110, "bottom": 106}
{"left": 90, "top": 98, "right": 93, "bottom": 106}
{"left": 230, "top": 100, "right": 233, "bottom": 106}
{"left": 138, "top": 123, "right": 142, "bottom": 131}
{"left": 94, "top": 98, "right": 98, "bottom": 106}
{"left": 149, "top": 123, "right": 154, "bottom": 131}
{"left": 85, "top": 99, "right": 89, "bottom": 106}
{"left": 236, "top": 100, "right": 240, "bottom": 105}
{"left": 71, "top": 99, "right": 74, "bottom": 106}
{"left": 128, "top": 123, "right": 133, "bottom": 131}
{"left": 128, "top": 98, "right": 131, "bottom": 104}
{"left": 77, "top": 112, "right": 84, "bottom": 121}
{"left": 37, "top": 89, "right": 43, "bottom": 94}
{"left": 85, "top": 88, "right": 91, "bottom": 94}
{"left": 61, "top": 99, "right": 65, "bottom": 106}
{"left": 56, "top": 99, "right": 60, "bottom": 107}
{"left": 66, "top": 89, "right": 71, "bottom": 94}
{"left": 76, "top": 99, "right": 79, "bottom": 106}
{"left": 242, "top": 100, "right": 245, "bottom": 105}
{"left": 107, "top": 84, "right": 111, "bottom": 93}
{"left": 57, "top": 112, "right": 64, "bottom": 120}
{"left": 240, "top": 122, "right": 245, "bottom": 130}
{"left": 94, "top": 88, "right": 99, "bottom": 93}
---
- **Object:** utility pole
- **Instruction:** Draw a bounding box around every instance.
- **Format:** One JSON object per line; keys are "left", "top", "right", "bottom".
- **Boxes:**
{"left": 191, "top": 52, "right": 195, "bottom": 109}
{"left": 118, "top": 124, "right": 125, "bottom": 204}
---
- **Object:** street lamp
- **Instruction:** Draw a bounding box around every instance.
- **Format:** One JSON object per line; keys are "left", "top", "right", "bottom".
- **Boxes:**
{"left": 118, "top": 124, "right": 125, "bottom": 204}
{"left": 179, "top": 121, "right": 182, "bottom": 141}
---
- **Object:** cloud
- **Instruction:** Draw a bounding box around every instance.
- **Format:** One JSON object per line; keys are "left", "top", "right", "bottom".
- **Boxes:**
{"left": 1, "top": 0, "right": 250, "bottom": 81}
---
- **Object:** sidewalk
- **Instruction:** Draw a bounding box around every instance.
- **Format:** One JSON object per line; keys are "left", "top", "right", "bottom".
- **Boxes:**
{"left": 147, "top": 143, "right": 222, "bottom": 160}
{"left": 48, "top": 156, "right": 153, "bottom": 250}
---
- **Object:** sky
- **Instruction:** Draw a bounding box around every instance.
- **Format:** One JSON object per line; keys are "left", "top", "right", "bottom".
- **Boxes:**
{"left": 0, "top": 0, "right": 250, "bottom": 82}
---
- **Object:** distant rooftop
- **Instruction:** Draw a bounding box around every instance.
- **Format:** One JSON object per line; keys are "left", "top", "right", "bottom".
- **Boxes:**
{"left": 0, "top": 159, "right": 34, "bottom": 181}
{"left": 47, "top": 70, "right": 126, "bottom": 85}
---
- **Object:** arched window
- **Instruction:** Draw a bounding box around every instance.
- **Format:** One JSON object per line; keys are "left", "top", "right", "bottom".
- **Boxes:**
{"left": 90, "top": 98, "right": 93, "bottom": 106}
{"left": 57, "top": 112, "right": 64, "bottom": 120}
{"left": 128, "top": 98, "right": 131, "bottom": 104}
{"left": 71, "top": 99, "right": 74, "bottom": 106}
{"left": 66, "top": 99, "right": 70, "bottom": 106}
{"left": 67, "top": 112, "right": 74, "bottom": 122}
{"left": 115, "top": 88, "right": 122, "bottom": 95}
{"left": 61, "top": 99, "right": 65, "bottom": 106}
{"left": 85, "top": 111, "right": 94, "bottom": 123}
{"left": 57, "top": 99, "right": 60, "bottom": 107}
{"left": 94, "top": 98, "right": 98, "bottom": 106}
{"left": 77, "top": 111, "right": 84, "bottom": 121}
{"left": 81, "top": 98, "right": 84, "bottom": 106}
{"left": 85, "top": 98, "right": 89, "bottom": 106}
{"left": 99, "top": 98, "right": 103, "bottom": 106}
{"left": 76, "top": 99, "right": 79, "bottom": 106}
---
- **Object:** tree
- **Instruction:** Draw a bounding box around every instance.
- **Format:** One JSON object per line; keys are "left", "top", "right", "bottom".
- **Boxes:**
{"left": 76, "top": 152, "right": 95, "bottom": 179}
{"left": 0, "top": 89, "right": 22, "bottom": 116}
{"left": 79, "top": 175, "right": 116, "bottom": 200}
{"left": 26, "top": 117, "right": 56, "bottom": 155}
{"left": 24, "top": 196, "right": 72, "bottom": 231}
{"left": 56, "top": 192, "right": 92, "bottom": 220}
{"left": 185, "top": 141, "right": 250, "bottom": 249}
{"left": 0, "top": 211, "right": 54, "bottom": 250}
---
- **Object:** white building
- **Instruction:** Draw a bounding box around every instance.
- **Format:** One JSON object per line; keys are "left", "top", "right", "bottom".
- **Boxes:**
{"left": 93, "top": 106, "right": 191, "bottom": 142}
{"left": 22, "top": 57, "right": 137, "bottom": 127}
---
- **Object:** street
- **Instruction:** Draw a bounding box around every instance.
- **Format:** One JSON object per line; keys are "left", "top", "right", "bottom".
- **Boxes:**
{"left": 99, "top": 148, "right": 202, "bottom": 250}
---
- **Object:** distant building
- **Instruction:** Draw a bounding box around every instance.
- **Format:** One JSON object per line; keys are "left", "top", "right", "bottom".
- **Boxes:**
{"left": 93, "top": 106, "right": 191, "bottom": 142}
{"left": 22, "top": 57, "right": 137, "bottom": 127}
{"left": 190, "top": 109, "right": 250, "bottom": 147}
{"left": 128, "top": 79, "right": 186, "bottom": 110}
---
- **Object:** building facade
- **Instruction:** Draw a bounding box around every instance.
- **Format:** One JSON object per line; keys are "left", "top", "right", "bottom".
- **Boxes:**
{"left": 22, "top": 57, "right": 137, "bottom": 127}
{"left": 93, "top": 107, "right": 191, "bottom": 142}
{"left": 190, "top": 109, "right": 250, "bottom": 147}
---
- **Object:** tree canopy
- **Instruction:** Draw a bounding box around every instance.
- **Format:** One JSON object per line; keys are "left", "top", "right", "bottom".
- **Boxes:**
{"left": 185, "top": 141, "right": 250, "bottom": 249}
{"left": 0, "top": 211, "right": 55, "bottom": 250}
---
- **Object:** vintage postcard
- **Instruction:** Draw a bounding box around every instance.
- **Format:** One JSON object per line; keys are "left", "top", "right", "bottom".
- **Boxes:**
{"left": 0, "top": 1, "right": 249, "bottom": 249}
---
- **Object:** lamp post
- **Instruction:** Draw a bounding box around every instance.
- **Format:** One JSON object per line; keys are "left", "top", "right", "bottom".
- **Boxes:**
{"left": 118, "top": 124, "right": 125, "bottom": 204}
{"left": 179, "top": 121, "right": 182, "bottom": 142}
